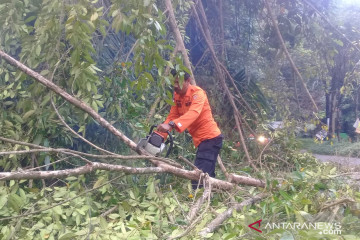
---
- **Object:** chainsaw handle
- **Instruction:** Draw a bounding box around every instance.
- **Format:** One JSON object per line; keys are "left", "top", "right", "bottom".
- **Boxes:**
{"left": 165, "top": 130, "right": 173, "bottom": 158}
{"left": 149, "top": 125, "right": 158, "bottom": 134}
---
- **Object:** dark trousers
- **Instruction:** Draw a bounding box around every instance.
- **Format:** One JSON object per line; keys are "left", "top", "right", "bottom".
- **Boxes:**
{"left": 192, "top": 134, "right": 223, "bottom": 189}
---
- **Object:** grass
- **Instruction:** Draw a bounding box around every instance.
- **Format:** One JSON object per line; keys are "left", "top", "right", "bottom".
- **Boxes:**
{"left": 298, "top": 137, "right": 360, "bottom": 157}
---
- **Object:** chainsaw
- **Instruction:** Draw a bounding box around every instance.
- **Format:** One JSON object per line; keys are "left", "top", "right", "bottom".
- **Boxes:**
{"left": 136, "top": 125, "right": 174, "bottom": 157}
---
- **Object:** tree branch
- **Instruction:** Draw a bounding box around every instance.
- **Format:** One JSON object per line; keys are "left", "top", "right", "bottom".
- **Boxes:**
{"left": 178, "top": 156, "right": 198, "bottom": 170}
{"left": 320, "top": 198, "right": 355, "bottom": 212}
{"left": 0, "top": 49, "right": 139, "bottom": 152}
{"left": 302, "top": 0, "right": 360, "bottom": 54}
{"left": 125, "top": 39, "right": 139, "bottom": 63}
{"left": 169, "top": 174, "right": 212, "bottom": 240}
{"left": 0, "top": 136, "right": 182, "bottom": 168}
{"left": 0, "top": 162, "right": 165, "bottom": 181}
{"left": 191, "top": 2, "right": 258, "bottom": 171}
{"left": 101, "top": 205, "right": 119, "bottom": 218}
{"left": 51, "top": 96, "right": 115, "bottom": 155}
{"left": 0, "top": 148, "right": 95, "bottom": 164}
{"left": 217, "top": 156, "right": 230, "bottom": 181}
{"left": 0, "top": 49, "right": 266, "bottom": 190}
{"left": 164, "top": 0, "right": 196, "bottom": 85}
{"left": 264, "top": 0, "right": 318, "bottom": 111}
{"left": 199, "top": 193, "right": 269, "bottom": 236}
{"left": 0, "top": 136, "right": 47, "bottom": 149}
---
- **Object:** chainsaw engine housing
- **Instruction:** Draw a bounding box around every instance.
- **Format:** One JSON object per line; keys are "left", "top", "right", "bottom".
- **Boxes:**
{"left": 137, "top": 132, "right": 165, "bottom": 156}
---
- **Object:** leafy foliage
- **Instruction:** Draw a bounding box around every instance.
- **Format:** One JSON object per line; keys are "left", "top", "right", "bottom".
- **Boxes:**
{"left": 2, "top": 0, "right": 360, "bottom": 239}
{"left": 1, "top": 162, "right": 360, "bottom": 239}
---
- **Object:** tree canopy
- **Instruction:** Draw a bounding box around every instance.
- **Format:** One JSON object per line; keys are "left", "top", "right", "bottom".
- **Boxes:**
{"left": 1, "top": 0, "right": 360, "bottom": 239}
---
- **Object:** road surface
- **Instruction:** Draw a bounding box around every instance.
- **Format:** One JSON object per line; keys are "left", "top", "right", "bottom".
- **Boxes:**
{"left": 313, "top": 154, "right": 360, "bottom": 166}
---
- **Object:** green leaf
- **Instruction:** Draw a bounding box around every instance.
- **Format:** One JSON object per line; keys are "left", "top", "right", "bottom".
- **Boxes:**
{"left": 204, "top": 233, "right": 214, "bottom": 238}
{"left": 66, "top": 176, "right": 78, "bottom": 181}
{"left": 74, "top": 229, "right": 88, "bottom": 236}
{"left": 78, "top": 125, "right": 85, "bottom": 133}
{"left": 223, "top": 233, "right": 237, "bottom": 240}
{"left": 0, "top": 194, "right": 8, "bottom": 209}
{"left": 0, "top": 226, "right": 10, "bottom": 239}
{"left": 279, "top": 190, "right": 291, "bottom": 201}
{"left": 23, "top": 110, "right": 35, "bottom": 120}
{"left": 40, "top": 69, "right": 50, "bottom": 76}
{"left": 111, "top": 9, "right": 119, "bottom": 18}
{"left": 35, "top": 45, "right": 41, "bottom": 56}
{"left": 33, "top": 134, "right": 43, "bottom": 145}
{"left": 53, "top": 206, "right": 63, "bottom": 215}
{"left": 142, "top": 13, "right": 152, "bottom": 18}
{"left": 129, "top": 190, "right": 135, "bottom": 199}
{"left": 333, "top": 39, "right": 343, "bottom": 47}
{"left": 40, "top": 94, "right": 51, "bottom": 107}
{"left": 58, "top": 232, "right": 77, "bottom": 240}
{"left": 25, "top": 15, "right": 36, "bottom": 23}
{"left": 91, "top": 64, "right": 102, "bottom": 72}
{"left": 100, "top": 217, "right": 108, "bottom": 228}
{"left": 4, "top": 120, "right": 13, "bottom": 127}
{"left": 143, "top": 72, "right": 154, "bottom": 82}
{"left": 93, "top": 177, "right": 105, "bottom": 189}
{"left": 143, "top": 0, "right": 151, "bottom": 7}
{"left": 165, "top": 97, "right": 175, "bottom": 106}
{"left": 90, "top": 12, "right": 98, "bottom": 21}
{"left": 8, "top": 194, "right": 23, "bottom": 212}
{"left": 329, "top": 167, "right": 336, "bottom": 174}
{"left": 91, "top": 101, "right": 98, "bottom": 112}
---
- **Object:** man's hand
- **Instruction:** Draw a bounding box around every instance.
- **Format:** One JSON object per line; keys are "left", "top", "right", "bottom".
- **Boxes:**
{"left": 157, "top": 123, "right": 172, "bottom": 132}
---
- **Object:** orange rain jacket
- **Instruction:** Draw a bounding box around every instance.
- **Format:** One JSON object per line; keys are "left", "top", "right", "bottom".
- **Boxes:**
{"left": 160, "top": 85, "right": 221, "bottom": 147}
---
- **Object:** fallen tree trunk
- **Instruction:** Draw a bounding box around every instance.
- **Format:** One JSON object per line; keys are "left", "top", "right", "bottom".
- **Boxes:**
{"left": 0, "top": 49, "right": 265, "bottom": 189}
{"left": 0, "top": 161, "right": 264, "bottom": 189}
{"left": 0, "top": 135, "right": 266, "bottom": 189}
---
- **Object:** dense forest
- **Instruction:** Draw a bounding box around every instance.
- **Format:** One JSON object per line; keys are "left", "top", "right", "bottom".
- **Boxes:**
{"left": 1, "top": 0, "right": 360, "bottom": 239}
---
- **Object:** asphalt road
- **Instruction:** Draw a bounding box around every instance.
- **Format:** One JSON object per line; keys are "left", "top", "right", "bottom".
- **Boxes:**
{"left": 313, "top": 154, "right": 360, "bottom": 166}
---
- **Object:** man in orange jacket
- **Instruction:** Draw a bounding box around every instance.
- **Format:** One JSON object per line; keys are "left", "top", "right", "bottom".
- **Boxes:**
{"left": 157, "top": 69, "right": 223, "bottom": 188}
